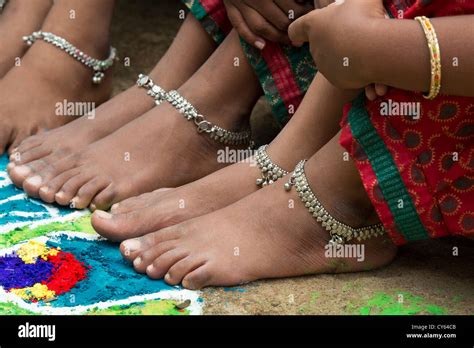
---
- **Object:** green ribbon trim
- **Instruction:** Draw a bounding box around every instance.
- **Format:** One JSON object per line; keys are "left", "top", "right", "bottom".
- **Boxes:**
{"left": 348, "top": 94, "right": 429, "bottom": 241}
{"left": 240, "top": 39, "right": 289, "bottom": 126}
{"left": 182, "top": 0, "right": 226, "bottom": 44}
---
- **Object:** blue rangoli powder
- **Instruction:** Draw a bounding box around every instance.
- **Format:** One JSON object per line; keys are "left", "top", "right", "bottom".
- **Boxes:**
{"left": 0, "top": 255, "right": 54, "bottom": 289}
{"left": 45, "top": 236, "right": 177, "bottom": 307}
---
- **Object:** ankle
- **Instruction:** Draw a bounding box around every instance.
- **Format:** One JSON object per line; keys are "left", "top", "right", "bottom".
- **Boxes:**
{"left": 40, "top": 1, "right": 114, "bottom": 59}
{"left": 177, "top": 83, "right": 252, "bottom": 132}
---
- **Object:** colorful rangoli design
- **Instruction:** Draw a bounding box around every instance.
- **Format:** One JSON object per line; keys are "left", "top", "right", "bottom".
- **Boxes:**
{"left": 0, "top": 154, "right": 202, "bottom": 315}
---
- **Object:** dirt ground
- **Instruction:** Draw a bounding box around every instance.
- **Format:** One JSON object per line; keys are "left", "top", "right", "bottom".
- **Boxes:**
{"left": 111, "top": 0, "right": 474, "bottom": 315}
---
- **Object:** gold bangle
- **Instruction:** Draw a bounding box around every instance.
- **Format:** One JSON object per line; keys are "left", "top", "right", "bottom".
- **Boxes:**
{"left": 415, "top": 16, "right": 441, "bottom": 100}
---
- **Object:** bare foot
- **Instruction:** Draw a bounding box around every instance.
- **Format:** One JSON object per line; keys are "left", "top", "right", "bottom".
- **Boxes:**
{"left": 92, "top": 161, "right": 261, "bottom": 241}
{"left": 7, "top": 14, "right": 217, "bottom": 184}
{"left": 117, "top": 134, "right": 397, "bottom": 289}
{"left": 0, "top": 0, "right": 115, "bottom": 154}
{"left": 91, "top": 74, "right": 354, "bottom": 241}
{"left": 0, "top": 0, "right": 52, "bottom": 77}
{"left": 10, "top": 30, "right": 262, "bottom": 210}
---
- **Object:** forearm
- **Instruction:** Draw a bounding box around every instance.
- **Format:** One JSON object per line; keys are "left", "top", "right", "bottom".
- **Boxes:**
{"left": 366, "top": 16, "right": 474, "bottom": 97}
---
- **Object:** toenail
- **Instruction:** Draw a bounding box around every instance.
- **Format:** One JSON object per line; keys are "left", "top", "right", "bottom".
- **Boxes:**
{"left": 133, "top": 257, "right": 142, "bottom": 267}
{"left": 182, "top": 279, "right": 192, "bottom": 289}
{"left": 12, "top": 166, "right": 31, "bottom": 177}
{"left": 25, "top": 175, "right": 42, "bottom": 186}
{"left": 95, "top": 210, "right": 112, "bottom": 220}
{"left": 164, "top": 273, "right": 171, "bottom": 282}
{"left": 39, "top": 186, "right": 49, "bottom": 194}
{"left": 111, "top": 203, "right": 119, "bottom": 212}
{"left": 7, "top": 163, "right": 15, "bottom": 171}
{"left": 122, "top": 239, "right": 141, "bottom": 253}
{"left": 146, "top": 264, "right": 154, "bottom": 275}
{"left": 90, "top": 204, "right": 97, "bottom": 211}
{"left": 55, "top": 191, "right": 65, "bottom": 200}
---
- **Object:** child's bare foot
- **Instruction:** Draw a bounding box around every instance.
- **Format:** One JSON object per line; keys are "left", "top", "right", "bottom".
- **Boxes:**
{"left": 118, "top": 134, "right": 397, "bottom": 289}
{"left": 92, "top": 161, "right": 261, "bottom": 241}
{"left": 8, "top": 14, "right": 217, "bottom": 181}
{"left": 92, "top": 74, "right": 353, "bottom": 241}
{"left": 0, "top": 0, "right": 115, "bottom": 154}
{"left": 0, "top": 0, "right": 53, "bottom": 77}
{"left": 12, "top": 31, "right": 262, "bottom": 209}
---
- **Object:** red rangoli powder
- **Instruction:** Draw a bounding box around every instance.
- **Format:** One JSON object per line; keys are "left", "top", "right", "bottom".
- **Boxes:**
{"left": 43, "top": 251, "right": 88, "bottom": 295}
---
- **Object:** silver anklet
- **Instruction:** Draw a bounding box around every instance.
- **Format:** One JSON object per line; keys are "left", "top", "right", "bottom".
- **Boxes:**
{"left": 0, "top": 0, "right": 8, "bottom": 13}
{"left": 136, "top": 74, "right": 167, "bottom": 105}
{"left": 23, "top": 31, "right": 117, "bottom": 84}
{"left": 165, "top": 90, "right": 252, "bottom": 146}
{"left": 285, "top": 160, "right": 386, "bottom": 245}
{"left": 255, "top": 145, "right": 289, "bottom": 187}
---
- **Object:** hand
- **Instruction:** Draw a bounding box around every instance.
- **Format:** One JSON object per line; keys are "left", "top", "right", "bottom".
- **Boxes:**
{"left": 288, "top": 0, "right": 387, "bottom": 89}
{"left": 223, "top": 0, "right": 313, "bottom": 49}
{"left": 365, "top": 83, "right": 388, "bottom": 101}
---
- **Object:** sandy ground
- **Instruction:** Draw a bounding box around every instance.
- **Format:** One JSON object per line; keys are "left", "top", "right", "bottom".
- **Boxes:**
{"left": 111, "top": 0, "right": 474, "bottom": 315}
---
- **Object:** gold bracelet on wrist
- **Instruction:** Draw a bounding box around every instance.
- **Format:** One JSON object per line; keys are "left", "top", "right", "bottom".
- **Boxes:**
{"left": 415, "top": 16, "right": 442, "bottom": 100}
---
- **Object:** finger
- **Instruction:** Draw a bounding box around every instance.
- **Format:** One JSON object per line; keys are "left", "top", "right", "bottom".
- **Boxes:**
{"left": 250, "top": 1, "right": 291, "bottom": 31}
{"left": 365, "top": 85, "right": 378, "bottom": 101}
{"left": 226, "top": 3, "right": 266, "bottom": 49}
{"left": 374, "top": 83, "right": 388, "bottom": 96}
{"left": 275, "top": 0, "right": 313, "bottom": 19}
{"left": 288, "top": 13, "right": 311, "bottom": 46}
{"left": 238, "top": 4, "right": 287, "bottom": 43}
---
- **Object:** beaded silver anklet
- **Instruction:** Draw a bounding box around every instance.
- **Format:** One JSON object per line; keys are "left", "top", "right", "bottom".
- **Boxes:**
{"left": 23, "top": 31, "right": 117, "bottom": 84}
{"left": 285, "top": 160, "right": 386, "bottom": 245}
{"left": 136, "top": 74, "right": 166, "bottom": 105}
{"left": 255, "top": 145, "right": 289, "bottom": 187}
{"left": 0, "top": 0, "right": 8, "bottom": 13}
{"left": 165, "top": 90, "right": 252, "bottom": 146}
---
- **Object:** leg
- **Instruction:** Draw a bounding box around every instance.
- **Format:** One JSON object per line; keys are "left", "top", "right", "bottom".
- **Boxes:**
{"left": 0, "top": 0, "right": 117, "bottom": 154}
{"left": 0, "top": 0, "right": 53, "bottom": 77}
{"left": 8, "top": 13, "right": 216, "bottom": 179}
{"left": 92, "top": 74, "right": 357, "bottom": 240}
{"left": 19, "top": 30, "right": 262, "bottom": 210}
{"left": 119, "top": 132, "right": 397, "bottom": 289}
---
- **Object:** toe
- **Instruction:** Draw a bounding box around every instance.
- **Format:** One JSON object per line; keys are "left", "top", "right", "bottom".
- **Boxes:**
{"left": 146, "top": 248, "right": 189, "bottom": 280}
{"left": 132, "top": 240, "right": 178, "bottom": 273}
{"left": 56, "top": 173, "right": 94, "bottom": 206}
{"left": 9, "top": 131, "right": 31, "bottom": 154}
{"left": 15, "top": 135, "right": 43, "bottom": 155}
{"left": 92, "top": 205, "right": 162, "bottom": 242}
{"left": 12, "top": 146, "right": 52, "bottom": 166}
{"left": 22, "top": 175, "right": 45, "bottom": 198}
{"left": 181, "top": 265, "right": 212, "bottom": 290}
{"left": 75, "top": 178, "right": 110, "bottom": 209}
{"left": 90, "top": 184, "right": 118, "bottom": 211}
{"left": 164, "top": 257, "right": 205, "bottom": 286}
{"left": 8, "top": 165, "right": 33, "bottom": 186}
{"left": 119, "top": 226, "right": 183, "bottom": 261}
{"left": 38, "top": 168, "right": 80, "bottom": 203}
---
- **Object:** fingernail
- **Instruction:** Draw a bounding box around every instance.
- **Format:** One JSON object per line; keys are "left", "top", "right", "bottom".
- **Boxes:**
{"left": 25, "top": 175, "right": 42, "bottom": 187}
{"left": 254, "top": 40, "right": 266, "bottom": 50}
{"left": 12, "top": 166, "right": 31, "bottom": 177}
{"left": 133, "top": 257, "right": 142, "bottom": 267}
{"left": 94, "top": 210, "right": 112, "bottom": 220}
{"left": 122, "top": 239, "right": 141, "bottom": 253}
